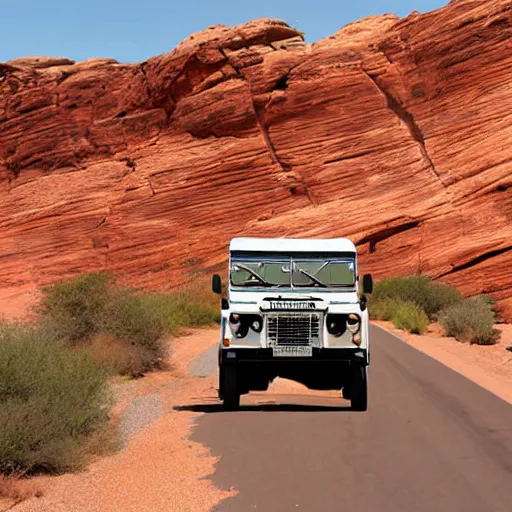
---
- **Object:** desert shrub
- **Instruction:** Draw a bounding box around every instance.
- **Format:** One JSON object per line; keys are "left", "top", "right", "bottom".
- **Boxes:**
{"left": 391, "top": 301, "right": 429, "bottom": 335}
{"left": 38, "top": 272, "right": 113, "bottom": 342}
{"left": 373, "top": 275, "right": 462, "bottom": 319}
{"left": 439, "top": 295, "right": 500, "bottom": 345}
{"left": 36, "top": 273, "right": 220, "bottom": 376}
{"left": 99, "top": 291, "right": 167, "bottom": 372}
{"left": 86, "top": 333, "right": 143, "bottom": 377}
{"left": 175, "top": 279, "right": 221, "bottom": 325}
{"left": 0, "top": 323, "right": 110, "bottom": 475}
{"left": 145, "top": 280, "right": 220, "bottom": 336}
{"left": 369, "top": 297, "right": 404, "bottom": 321}
{"left": 370, "top": 297, "right": 428, "bottom": 334}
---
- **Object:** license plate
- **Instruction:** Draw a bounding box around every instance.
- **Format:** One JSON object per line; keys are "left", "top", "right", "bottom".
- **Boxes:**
{"left": 273, "top": 346, "right": 313, "bottom": 357}
{"left": 268, "top": 301, "right": 317, "bottom": 310}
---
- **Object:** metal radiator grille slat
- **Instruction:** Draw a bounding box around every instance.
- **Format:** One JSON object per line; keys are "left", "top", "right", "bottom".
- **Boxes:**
{"left": 267, "top": 313, "right": 321, "bottom": 347}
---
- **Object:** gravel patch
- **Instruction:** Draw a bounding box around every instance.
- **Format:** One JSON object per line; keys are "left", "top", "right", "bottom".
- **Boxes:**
{"left": 188, "top": 344, "right": 218, "bottom": 378}
{"left": 118, "top": 394, "right": 164, "bottom": 445}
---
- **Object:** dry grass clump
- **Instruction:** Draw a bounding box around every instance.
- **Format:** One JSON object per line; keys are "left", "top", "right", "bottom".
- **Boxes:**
{"left": 391, "top": 301, "right": 429, "bottom": 335}
{"left": 439, "top": 295, "right": 500, "bottom": 345}
{"left": 86, "top": 333, "right": 144, "bottom": 377}
{"left": 370, "top": 297, "right": 429, "bottom": 334}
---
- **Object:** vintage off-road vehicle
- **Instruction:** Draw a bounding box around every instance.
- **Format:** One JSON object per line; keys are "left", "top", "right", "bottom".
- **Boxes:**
{"left": 212, "top": 237, "right": 373, "bottom": 411}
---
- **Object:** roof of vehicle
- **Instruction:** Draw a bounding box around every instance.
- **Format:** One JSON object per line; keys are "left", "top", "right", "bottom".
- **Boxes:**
{"left": 229, "top": 237, "right": 357, "bottom": 253}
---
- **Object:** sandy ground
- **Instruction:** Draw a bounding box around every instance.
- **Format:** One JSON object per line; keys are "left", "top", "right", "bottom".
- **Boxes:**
{"left": 7, "top": 329, "right": 233, "bottom": 512}
{"left": 0, "top": 287, "right": 39, "bottom": 322}
{"left": 373, "top": 321, "right": 512, "bottom": 404}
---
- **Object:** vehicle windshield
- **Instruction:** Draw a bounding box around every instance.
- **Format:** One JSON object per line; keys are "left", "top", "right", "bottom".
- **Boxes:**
{"left": 230, "top": 256, "right": 355, "bottom": 288}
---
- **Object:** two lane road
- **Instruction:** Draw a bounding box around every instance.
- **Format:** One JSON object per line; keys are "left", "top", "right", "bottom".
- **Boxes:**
{"left": 191, "top": 326, "right": 512, "bottom": 511}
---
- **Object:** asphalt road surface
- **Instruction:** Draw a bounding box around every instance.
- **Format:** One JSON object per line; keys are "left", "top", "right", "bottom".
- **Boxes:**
{"left": 191, "top": 325, "right": 512, "bottom": 511}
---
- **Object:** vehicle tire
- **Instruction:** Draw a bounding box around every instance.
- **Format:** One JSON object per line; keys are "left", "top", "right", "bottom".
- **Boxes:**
{"left": 342, "top": 384, "right": 351, "bottom": 400}
{"left": 350, "top": 365, "right": 367, "bottom": 412}
{"left": 222, "top": 365, "right": 240, "bottom": 410}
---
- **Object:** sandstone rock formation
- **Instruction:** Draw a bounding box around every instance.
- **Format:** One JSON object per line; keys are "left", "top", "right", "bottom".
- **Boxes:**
{"left": 1, "top": 0, "right": 511, "bottom": 319}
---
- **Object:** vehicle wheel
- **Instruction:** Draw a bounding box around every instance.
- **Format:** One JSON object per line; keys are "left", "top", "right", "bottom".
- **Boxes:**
{"left": 350, "top": 365, "right": 367, "bottom": 412}
{"left": 222, "top": 365, "right": 240, "bottom": 410}
{"left": 342, "top": 384, "right": 351, "bottom": 400}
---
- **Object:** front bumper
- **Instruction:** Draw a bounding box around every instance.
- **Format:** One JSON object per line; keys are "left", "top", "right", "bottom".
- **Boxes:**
{"left": 220, "top": 347, "right": 368, "bottom": 365}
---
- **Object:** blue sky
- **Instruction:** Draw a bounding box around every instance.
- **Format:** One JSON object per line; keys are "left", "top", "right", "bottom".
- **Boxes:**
{"left": 2, "top": 0, "right": 448, "bottom": 63}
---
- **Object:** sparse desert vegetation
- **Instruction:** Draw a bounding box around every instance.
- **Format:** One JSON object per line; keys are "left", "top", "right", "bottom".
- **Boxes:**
{"left": 37, "top": 272, "right": 219, "bottom": 376}
{"left": 0, "top": 322, "right": 110, "bottom": 475}
{"left": 369, "top": 275, "right": 500, "bottom": 345}
{"left": 439, "top": 295, "right": 501, "bottom": 345}
{"left": 0, "top": 272, "right": 219, "bottom": 478}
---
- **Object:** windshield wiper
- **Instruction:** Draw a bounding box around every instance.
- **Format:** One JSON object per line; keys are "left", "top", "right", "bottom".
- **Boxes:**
{"left": 234, "top": 264, "right": 275, "bottom": 287}
{"left": 243, "top": 280, "right": 287, "bottom": 288}
{"left": 295, "top": 267, "right": 328, "bottom": 287}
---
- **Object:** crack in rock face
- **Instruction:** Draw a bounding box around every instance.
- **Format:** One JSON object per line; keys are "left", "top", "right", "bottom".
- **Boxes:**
{"left": 362, "top": 68, "right": 444, "bottom": 188}
{"left": 1, "top": 3, "right": 512, "bottom": 320}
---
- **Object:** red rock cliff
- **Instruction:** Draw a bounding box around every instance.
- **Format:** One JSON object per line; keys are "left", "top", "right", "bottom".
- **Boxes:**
{"left": 1, "top": 0, "right": 512, "bottom": 319}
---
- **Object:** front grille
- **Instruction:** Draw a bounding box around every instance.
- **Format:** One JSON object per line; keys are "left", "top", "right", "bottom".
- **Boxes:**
{"left": 266, "top": 313, "right": 322, "bottom": 347}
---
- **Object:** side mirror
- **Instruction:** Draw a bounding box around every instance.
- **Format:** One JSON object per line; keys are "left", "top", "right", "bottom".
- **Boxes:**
{"left": 212, "top": 274, "right": 222, "bottom": 295}
{"left": 362, "top": 274, "right": 373, "bottom": 294}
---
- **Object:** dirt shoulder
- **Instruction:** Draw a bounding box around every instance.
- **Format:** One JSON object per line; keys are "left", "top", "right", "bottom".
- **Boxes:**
{"left": 372, "top": 321, "right": 512, "bottom": 404}
{"left": 9, "top": 328, "right": 232, "bottom": 512}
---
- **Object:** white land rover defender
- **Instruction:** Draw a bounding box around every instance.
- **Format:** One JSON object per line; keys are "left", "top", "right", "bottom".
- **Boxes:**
{"left": 212, "top": 237, "right": 373, "bottom": 411}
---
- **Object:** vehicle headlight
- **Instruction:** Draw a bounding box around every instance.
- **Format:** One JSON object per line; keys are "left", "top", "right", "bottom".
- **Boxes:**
{"left": 347, "top": 314, "right": 361, "bottom": 334}
{"left": 229, "top": 313, "right": 263, "bottom": 338}
{"left": 229, "top": 313, "right": 240, "bottom": 324}
{"left": 326, "top": 314, "right": 346, "bottom": 337}
{"left": 250, "top": 317, "right": 263, "bottom": 333}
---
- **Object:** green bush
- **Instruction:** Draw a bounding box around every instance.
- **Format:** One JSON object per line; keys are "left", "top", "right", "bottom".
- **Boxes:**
{"left": 439, "top": 295, "right": 500, "bottom": 345}
{"left": 99, "top": 291, "right": 167, "bottom": 372}
{"left": 392, "top": 301, "right": 429, "bottom": 335}
{"left": 145, "top": 281, "right": 220, "bottom": 336}
{"left": 38, "top": 272, "right": 112, "bottom": 342}
{"left": 373, "top": 275, "right": 462, "bottom": 320}
{"left": 37, "top": 273, "right": 219, "bottom": 376}
{"left": 369, "top": 297, "right": 404, "bottom": 321}
{"left": 370, "top": 297, "right": 429, "bottom": 334}
{"left": 0, "top": 323, "right": 110, "bottom": 475}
